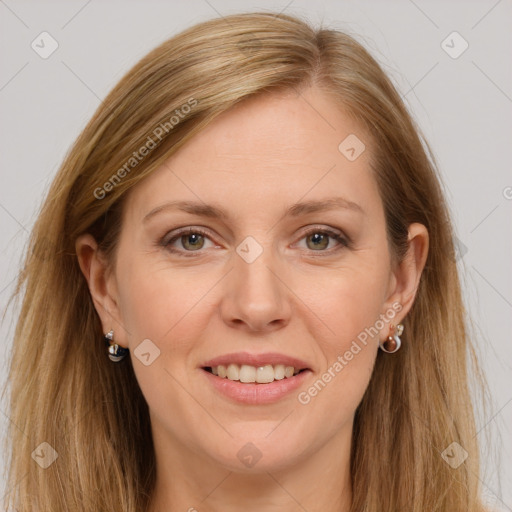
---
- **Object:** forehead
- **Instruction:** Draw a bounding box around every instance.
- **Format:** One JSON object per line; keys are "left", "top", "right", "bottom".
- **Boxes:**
{"left": 125, "top": 86, "right": 381, "bottom": 224}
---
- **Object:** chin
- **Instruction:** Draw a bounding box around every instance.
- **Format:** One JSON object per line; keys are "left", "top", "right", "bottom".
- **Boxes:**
{"left": 204, "top": 436, "right": 306, "bottom": 474}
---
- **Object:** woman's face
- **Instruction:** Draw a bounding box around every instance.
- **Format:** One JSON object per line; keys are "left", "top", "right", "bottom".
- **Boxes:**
{"left": 89, "top": 86, "right": 417, "bottom": 473}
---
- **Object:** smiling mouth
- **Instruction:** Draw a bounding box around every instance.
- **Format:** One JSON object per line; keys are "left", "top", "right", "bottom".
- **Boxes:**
{"left": 202, "top": 364, "right": 309, "bottom": 384}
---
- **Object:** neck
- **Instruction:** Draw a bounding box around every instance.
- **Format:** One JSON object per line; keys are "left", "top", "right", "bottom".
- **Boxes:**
{"left": 146, "top": 420, "right": 353, "bottom": 512}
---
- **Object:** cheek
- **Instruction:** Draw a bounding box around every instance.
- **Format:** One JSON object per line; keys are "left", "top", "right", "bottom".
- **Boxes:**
{"left": 293, "top": 300, "right": 380, "bottom": 439}
{"left": 309, "top": 255, "right": 390, "bottom": 349}
{"left": 114, "top": 250, "right": 211, "bottom": 344}
{"left": 296, "top": 256, "right": 389, "bottom": 408}
{"left": 114, "top": 258, "right": 215, "bottom": 445}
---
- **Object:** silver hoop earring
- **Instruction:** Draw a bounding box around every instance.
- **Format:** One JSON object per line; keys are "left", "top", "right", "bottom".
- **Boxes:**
{"left": 104, "top": 329, "right": 129, "bottom": 362}
{"left": 379, "top": 323, "right": 404, "bottom": 354}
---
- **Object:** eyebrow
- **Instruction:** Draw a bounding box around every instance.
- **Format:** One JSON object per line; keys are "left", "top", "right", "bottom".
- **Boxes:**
{"left": 143, "top": 196, "right": 364, "bottom": 223}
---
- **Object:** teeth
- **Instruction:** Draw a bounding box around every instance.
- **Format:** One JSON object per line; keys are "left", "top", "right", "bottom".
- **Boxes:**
{"left": 256, "top": 365, "right": 274, "bottom": 383}
{"left": 274, "top": 364, "right": 285, "bottom": 380}
{"left": 209, "top": 364, "right": 302, "bottom": 383}
{"left": 226, "top": 363, "right": 239, "bottom": 380}
{"left": 239, "top": 364, "right": 256, "bottom": 383}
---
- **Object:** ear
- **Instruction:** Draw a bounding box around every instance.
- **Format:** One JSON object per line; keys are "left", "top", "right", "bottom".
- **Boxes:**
{"left": 75, "top": 233, "right": 128, "bottom": 348}
{"left": 382, "top": 222, "right": 429, "bottom": 329}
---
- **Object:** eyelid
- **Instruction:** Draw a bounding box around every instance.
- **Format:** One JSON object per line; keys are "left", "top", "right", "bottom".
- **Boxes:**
{"left": 160, "top": 224, "right": 350, "bottom": 256}
{"left": 296, "top": 224, "right": 345, "bottom": 239}
{"left": 160, "top": 226, "right": 217, "bottom": 250}
{"left": 294, "top": 225, "right": 350, "bottom": 252}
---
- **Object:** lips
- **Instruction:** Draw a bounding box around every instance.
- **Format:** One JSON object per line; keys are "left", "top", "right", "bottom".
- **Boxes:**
{"left": 201, "top": 351, "right": 311, "bottom": 371}
{"left": 201, "top": 364, "right": 312, "bottom": 404}
{"left": 199, "top": 351, "right": 313, "bottom": 403}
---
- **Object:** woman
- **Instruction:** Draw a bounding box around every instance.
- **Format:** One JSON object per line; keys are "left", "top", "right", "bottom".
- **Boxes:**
{"left": 2, "top": 11, "right": 489, "bottom": 512}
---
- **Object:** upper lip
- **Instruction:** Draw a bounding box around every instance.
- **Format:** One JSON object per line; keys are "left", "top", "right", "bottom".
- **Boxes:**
{"left": 202, "top": 352, "right": 311, "bottom": 370}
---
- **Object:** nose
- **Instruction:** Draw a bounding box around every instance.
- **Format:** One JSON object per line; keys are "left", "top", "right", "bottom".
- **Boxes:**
{"left": 220, "top": 244, "right": 292, "bottom": 334}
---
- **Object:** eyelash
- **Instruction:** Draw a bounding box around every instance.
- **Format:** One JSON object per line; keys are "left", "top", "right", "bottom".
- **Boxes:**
{"left": 159, "top": 226, "right": 350, "bottom": 258}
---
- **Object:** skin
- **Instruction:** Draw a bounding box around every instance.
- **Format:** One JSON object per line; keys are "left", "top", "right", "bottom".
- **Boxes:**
{"left": 76, "top": 86, "right": 428, "bottom": 512}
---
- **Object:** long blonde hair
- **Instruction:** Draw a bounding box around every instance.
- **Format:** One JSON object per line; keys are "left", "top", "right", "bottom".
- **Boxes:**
{"left": 2, "top": 11, "right": 490, "bottom": 511}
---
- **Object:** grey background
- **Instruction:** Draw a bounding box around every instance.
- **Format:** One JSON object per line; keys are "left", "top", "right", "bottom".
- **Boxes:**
{"left": 0, "top": 0, "right": 510, "bottom": 509}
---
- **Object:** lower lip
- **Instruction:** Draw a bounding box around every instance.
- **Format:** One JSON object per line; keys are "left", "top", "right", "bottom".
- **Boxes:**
{"left": 201, "top": 368, "right": 312, "bottom": 405}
